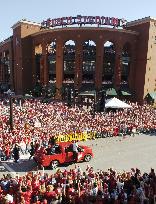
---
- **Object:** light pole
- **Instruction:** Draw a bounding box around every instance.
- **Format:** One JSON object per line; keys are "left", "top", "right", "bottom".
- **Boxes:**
{"left": 9, "top": 95, "right": 24, "bottom": 131}
{"left": 9, "top": 96, "right": 13, "bottom": 131}
{"left": 92, "top": 90, "right": 97, "bottom": 117}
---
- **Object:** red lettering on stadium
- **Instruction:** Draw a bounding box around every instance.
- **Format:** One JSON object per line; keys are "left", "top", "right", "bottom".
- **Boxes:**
{"left": 41, "top": 15, "right": 127, "bottom": 29}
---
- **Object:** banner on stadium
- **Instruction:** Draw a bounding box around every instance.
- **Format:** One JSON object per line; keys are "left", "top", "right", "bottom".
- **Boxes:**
{"left": 41, "top": 15, "right": 127, "bottom": 29}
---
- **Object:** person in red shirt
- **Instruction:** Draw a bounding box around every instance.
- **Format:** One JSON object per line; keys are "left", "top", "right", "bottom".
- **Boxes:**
{"left": 44, "top": 185, "right": 58, "bottom": 203}
{"left": 113, "top": 126, "right": 119, "bottom": 137}
{"left": 19, "top": 185, "right": 32, "bottom": 204}
{"left": 0, "top": 185, "right": 4, "bottom": 203}
{"left": 32, "top": 175, "right": 40, "bottom": 191}
{"left": 4, "top": 144, "right": 11, "bottom": 160}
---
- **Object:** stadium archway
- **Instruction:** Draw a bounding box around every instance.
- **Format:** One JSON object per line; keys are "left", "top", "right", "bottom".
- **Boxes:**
{"left": 63, "top": 40, "right": 75, "bottom": 84}
{"left": 103, "top": 41, "right": 116, "bottom": 86}
{"left": 82, "top": 40, "right": 96, "bottom": 85}
{"left": 47, "top": 40, "right": 56, "bottom": 83}
{"left": 121, "top": 42, "right": 131, "bottom": 85}
{"left": 34, "top": 44, "right": 42, "bottom": 83}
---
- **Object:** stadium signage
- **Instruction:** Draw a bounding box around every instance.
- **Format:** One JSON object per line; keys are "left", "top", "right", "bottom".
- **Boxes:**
{"left": 41, "top": 15, "right": 127, "bottom": 29}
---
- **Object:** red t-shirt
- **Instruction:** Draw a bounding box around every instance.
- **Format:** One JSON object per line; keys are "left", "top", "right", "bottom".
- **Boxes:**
{"left": 44, "top": 191, "right": 57, "bottom": 201}
{"left": 32, "top": 180, "right": 40, "bottom": 191}
{"left": 0, "top": 189, "right": 4, "bottom": 201}
{"left": 20, "top": 190, "right": 32, "bottom": 204}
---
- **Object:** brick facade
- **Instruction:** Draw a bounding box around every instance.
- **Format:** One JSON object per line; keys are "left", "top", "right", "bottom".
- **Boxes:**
{"left": 0, "top": 17, "right": 156, "bottom": 103}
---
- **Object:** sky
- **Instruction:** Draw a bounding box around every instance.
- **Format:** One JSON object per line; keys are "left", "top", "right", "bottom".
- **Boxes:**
{"left": 0, "top": 0, "right": 155, "bottom": 41}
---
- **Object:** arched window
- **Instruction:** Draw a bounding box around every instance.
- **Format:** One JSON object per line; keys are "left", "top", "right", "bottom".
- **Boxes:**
{"left": 103, "top": 41, "right": 115, "bottom": 84}
{"left": 35, "top": 44, "right": 42, "bottom": 82}
{"left": 48, "top": 40, "right": 56, "bottom": 83}
{"left": 63, "top": 40, "right": 75, "bottom": 84}
{"left": 121, "top": 43, "right": 131, "bottom": 84}
{"left": 82, "top": 40, "right": 96, "bottom": 83}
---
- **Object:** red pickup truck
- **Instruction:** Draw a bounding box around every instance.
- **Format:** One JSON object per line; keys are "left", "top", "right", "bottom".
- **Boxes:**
{"left": 34, "top": 142, "right": 93, "bottom": 169}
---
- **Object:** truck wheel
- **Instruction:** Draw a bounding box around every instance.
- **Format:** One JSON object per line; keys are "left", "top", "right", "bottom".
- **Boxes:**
{"left": 50, "top": 160, "right": 59, "bottom": 169}
{"left": 84, "top": 154, "right": 92, "bottom": 162}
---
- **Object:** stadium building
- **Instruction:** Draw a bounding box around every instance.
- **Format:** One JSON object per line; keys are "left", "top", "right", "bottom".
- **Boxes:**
{"left": 0, "top": 16, "right": 156, "bottom": 103}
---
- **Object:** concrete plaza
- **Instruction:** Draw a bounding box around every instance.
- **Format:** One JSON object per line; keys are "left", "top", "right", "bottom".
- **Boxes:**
{"left": 0, "top": 134, "right": 156, "bottom": 177}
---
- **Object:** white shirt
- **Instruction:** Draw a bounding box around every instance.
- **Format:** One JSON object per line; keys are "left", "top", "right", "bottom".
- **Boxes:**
{"left": 117, "top": 181, "right": 124, "bottom": 193}
{"left": 91, "top": 187, "right": 98, "bottom": 196}
{"left": 5, "top": 194, "right": 13, "bottom": 203}
{"left": 72, "top": 143, "right": 78, "bottom": 152}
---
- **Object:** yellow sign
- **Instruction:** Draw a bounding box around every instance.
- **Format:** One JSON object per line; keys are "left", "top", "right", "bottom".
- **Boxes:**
{"left": 55, "top": 131, "right": 97, "bottom": 143}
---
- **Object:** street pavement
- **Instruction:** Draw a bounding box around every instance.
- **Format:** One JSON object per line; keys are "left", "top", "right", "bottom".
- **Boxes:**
{"left": 1, "top": 133, "right": 156, "bottom": 178}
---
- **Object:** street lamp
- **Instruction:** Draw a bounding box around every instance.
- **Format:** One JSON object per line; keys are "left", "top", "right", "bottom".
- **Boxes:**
{"left": 8, "top": 94, "right": 24, "bottom": 131}
{"left": 98, "top": 89, "right": 106, "bottom": 112}
{"left": 9, "top": 96, "right": 13, "bottom": 131}
{"left": 101, "top": 89, "right": 106, "bottom": 112}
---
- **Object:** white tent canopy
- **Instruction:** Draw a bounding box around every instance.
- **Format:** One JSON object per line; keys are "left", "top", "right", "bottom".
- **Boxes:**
{"left": 105, "top": 97, "right": 132, "bottom": 109}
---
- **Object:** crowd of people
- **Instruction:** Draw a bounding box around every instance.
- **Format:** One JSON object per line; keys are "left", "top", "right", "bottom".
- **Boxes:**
{"left": 0, "top": 165, "right": 156, "bottom": 203}
{"left": 0, "top": 98, "right": 156, "bottom": 161}
{"left": 0, "top": 97, "right": 156, "bottom": 202}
